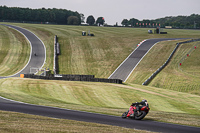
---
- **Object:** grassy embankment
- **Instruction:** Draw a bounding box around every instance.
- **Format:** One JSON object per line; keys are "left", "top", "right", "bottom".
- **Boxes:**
{"left": 127, "top": 40, "right": 200, "bottom": 95}
{"left": 0, "top": 25, "right": 30, "bottom": 76}
{"left": 0, "top": 23, "right": 200, "bottom": 131}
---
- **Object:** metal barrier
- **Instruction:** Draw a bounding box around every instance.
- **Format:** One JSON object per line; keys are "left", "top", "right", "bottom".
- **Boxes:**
{"left": 53, "top": 35, "right": 59, "bottom": 74}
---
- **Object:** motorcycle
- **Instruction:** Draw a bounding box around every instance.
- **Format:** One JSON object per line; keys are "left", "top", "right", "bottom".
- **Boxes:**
{"left": 122, "top": 103, "right": 150, "bottom": 120}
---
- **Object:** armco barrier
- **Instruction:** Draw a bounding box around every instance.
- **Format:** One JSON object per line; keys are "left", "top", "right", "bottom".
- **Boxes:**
{"left": 53, "top": 35, "right": 58, "bottom": 74}
{"left": 53, "top": 35, "right": 60, "bottom": 74}
{"left": 24, "top": 74, "right": 122, "bottom": 84}
{"left": 142, "top": 39, "right": 200, "bottom": 85}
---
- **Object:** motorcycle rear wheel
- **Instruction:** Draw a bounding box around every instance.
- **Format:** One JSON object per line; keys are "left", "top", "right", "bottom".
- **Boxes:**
{"left": 134, "top": 111, "right": 146, "bottom": 120}
{"left": 122, "top": 112, "right": 128, "bottom": 118}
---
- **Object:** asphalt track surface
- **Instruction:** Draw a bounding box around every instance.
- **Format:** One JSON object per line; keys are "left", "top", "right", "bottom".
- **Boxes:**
{"left": 0, "top": 25, "right": 199, "bottom": 133}
{"left": 0, "top": 97, "right": 200, "bottom": 133}
{"left": 109, "top": 38, "right": 183, "bottom": 82}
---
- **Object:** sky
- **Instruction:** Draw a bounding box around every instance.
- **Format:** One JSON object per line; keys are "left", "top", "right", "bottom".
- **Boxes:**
{"left": 0, "top": 0, "right": 200, "bottom": 25}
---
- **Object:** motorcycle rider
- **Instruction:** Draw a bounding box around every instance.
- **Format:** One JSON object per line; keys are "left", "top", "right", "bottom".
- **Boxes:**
{"left": 130, "top": 99, "right": 148, "bottom": 117}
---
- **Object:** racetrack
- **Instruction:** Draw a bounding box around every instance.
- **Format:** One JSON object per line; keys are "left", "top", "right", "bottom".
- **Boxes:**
{"left": 0, "top": 97, "right": 200, "bottom": 133}
{"left": 108, "top": 38, "right": 183, "bottom": 82}
{"left": 0, "top": 25, "right": 199, "bottom": 133}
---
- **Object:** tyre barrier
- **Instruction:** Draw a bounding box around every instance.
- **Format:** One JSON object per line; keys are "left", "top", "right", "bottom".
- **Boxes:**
{"left": 142, "top": 39, "right": 200, "bottom": 86}
{"left": 23, "top": 74, "right": 122, "bottom": 84}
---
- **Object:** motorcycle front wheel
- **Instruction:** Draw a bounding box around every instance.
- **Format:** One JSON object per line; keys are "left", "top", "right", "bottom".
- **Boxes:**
{"left": 134, "top": 111, "right": 146, "bottom": 120}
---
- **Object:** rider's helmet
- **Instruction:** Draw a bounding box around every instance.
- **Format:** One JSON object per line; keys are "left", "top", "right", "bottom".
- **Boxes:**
{"left": 142, "top": 99, "right": 147, "bottom": 102}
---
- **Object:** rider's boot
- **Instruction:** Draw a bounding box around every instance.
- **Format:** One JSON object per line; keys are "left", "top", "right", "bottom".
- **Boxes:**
{"left": 137, "top": 111, "right": 141, "bottom": 116}
{"left": 130, "top": 113, "right": 134, "bottom": 117}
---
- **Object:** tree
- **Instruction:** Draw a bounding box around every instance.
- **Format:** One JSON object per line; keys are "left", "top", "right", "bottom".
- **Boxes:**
{"left": 96, "top": 17, "right": 105, "bottom": 26}
{"left": 129, "top": 18, "right": 139, "bottom": 26}
{"left": 86, "top": 15, "right": 95, "bottom": 25}
{"left": 67, "top": 16, "right": 79, "bottom": 25}
{"left": 121, "top": 19, "right": 128, "bottom": 26}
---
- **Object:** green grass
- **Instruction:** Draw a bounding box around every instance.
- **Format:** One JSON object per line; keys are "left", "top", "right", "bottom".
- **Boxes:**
{"left": 2, "top": 23, "right": 200, "bottom": 78}
{"left": 0, "top": 23, "right": 200, "bottom": 128}
{"left": 0, "top": 110, "right": 152, "bottom": 133}
{"left": 0, "top": 25, "right": 30, "bottom": 76}
{"left": 179, "top": 41, "right": 200, "bottom": 77}
{"left": 0, "top": 78, "right": 200, "bottom": 127}
{"left": 127, "top": 39, "right": 200, "bottom": 95}
{"left": 151, "top": 41, "right": 200, "bottom": 95}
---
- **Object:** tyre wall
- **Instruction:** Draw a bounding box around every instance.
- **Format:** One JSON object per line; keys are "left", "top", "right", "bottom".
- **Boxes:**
{"left": 23, "top": 74, "right": 122, "bottom": 84}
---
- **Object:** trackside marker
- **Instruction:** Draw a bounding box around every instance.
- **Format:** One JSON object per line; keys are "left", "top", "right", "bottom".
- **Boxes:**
{"left": 20, "top": 74, "right": 24, "bottom": 78}
{"left": 137, "top": 40, "right": 145, "bottom": 47}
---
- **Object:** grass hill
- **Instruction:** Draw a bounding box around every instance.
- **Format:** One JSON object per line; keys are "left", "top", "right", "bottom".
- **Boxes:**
{"left": 14, "top": 23, "right": 200, "bottom": 95}
{"left": 127, "top": 40, "right": 200, "bottom": 95}
{"left": 8, "top": 23, "right": 200, "bottom": 78}
{"left": 0, "top": 23, "right": 200, "bottom": 129}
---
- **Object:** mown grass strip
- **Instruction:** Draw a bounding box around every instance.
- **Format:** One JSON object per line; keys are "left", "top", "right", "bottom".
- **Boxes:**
{"left": 0, "top": 25, "right": 30, "bottom": 76}
{"left": 0, "top": 26, "right": 10, "bottom": 65}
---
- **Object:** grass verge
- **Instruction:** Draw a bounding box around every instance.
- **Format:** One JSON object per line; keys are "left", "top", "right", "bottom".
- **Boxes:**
{"left": 0, "top": 110, "right": 152, "bottom": 133}
{"left": 0, "top": 78, "right": 199, "bottom": 127}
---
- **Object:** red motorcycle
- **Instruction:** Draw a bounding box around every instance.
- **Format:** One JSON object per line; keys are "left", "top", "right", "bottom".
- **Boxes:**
{"left": 122, "top": 103, "right": 150, "bottom": 120}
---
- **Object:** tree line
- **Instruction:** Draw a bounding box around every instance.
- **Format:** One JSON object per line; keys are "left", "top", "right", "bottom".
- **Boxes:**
{"left": 0, "top": 6, "right": 82, "bottom": 25}
{"left": 121, "top": 14, "right": 200, "bottom": 29}
{"left": 1, "top": 6, "right": 199, "bottom": 29}
{"left": 0, "top": 6, "right": 106, "bottom": 26}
